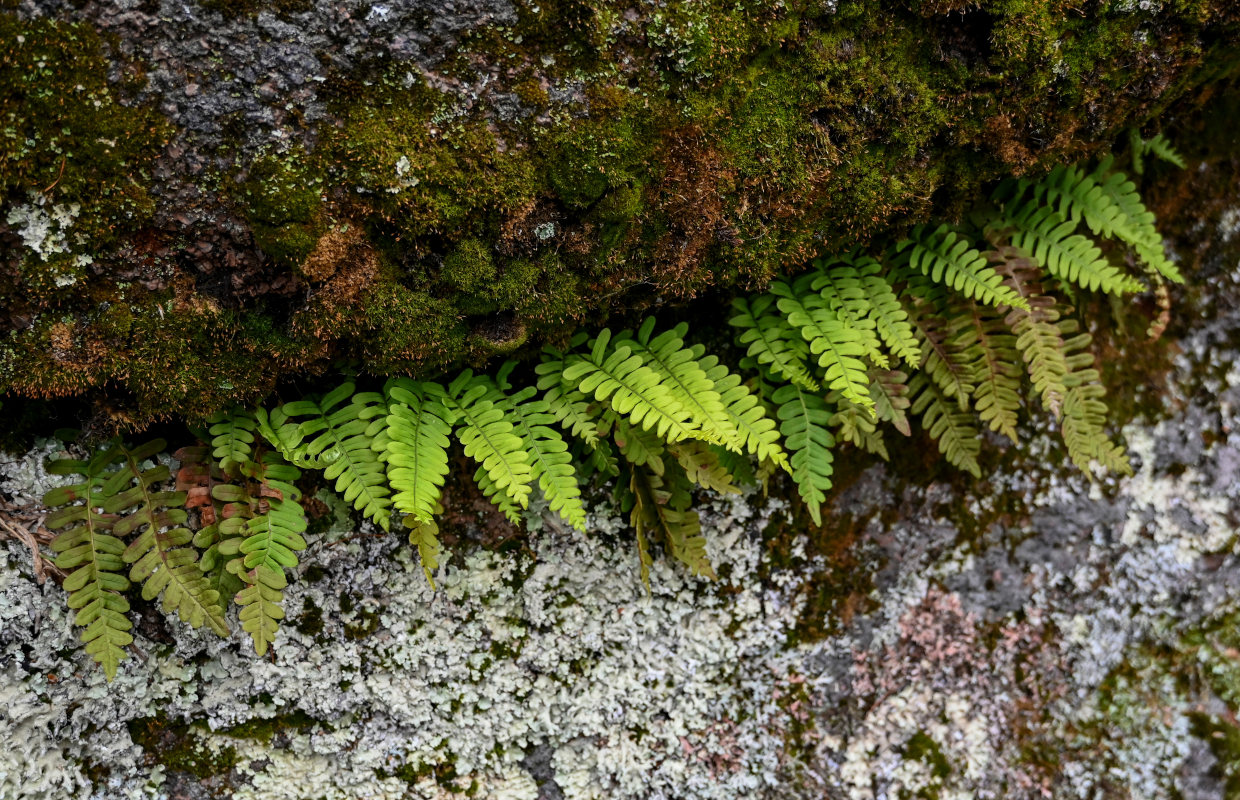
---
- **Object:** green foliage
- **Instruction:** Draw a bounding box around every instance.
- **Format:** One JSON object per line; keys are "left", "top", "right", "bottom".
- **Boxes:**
{"left": 34, "top": 155, "right": 1169, "bottom": 676}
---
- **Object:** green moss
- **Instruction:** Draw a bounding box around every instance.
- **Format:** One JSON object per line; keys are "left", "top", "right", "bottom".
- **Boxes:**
{"left": 238, "top": 148, "right": 326, "bottom": 269}
{"left": 127, "top": 718, "right": 239, "bottom": 779}
{"left": 1189, "top": 713, "right": 1240, "bottom": 796}
{"left": 219, "top": 709, "right": 325, "bottom": 743}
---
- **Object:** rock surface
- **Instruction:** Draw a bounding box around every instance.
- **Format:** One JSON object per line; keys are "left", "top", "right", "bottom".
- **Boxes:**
{"left": 2, "top": 162, "right": 1240, "bottom": 799}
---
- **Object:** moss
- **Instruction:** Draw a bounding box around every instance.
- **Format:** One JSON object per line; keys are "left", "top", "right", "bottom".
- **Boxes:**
{"left": 238, "top": 148, "right": 327, "bottom": 270}
{"left": 1189, "top": 713, "right": 1240, "bottom": 796}
{"left": 3, "top": 3, "right": 1239, "bottom": 423}
{"left": 219, "top": 709, "right": 325, "bottom": 743}
{"left": 903, "top": 731, "right": 953, "bottom": 782}
{"left": 127, "top": 717, "right": 239, "bottom": 779}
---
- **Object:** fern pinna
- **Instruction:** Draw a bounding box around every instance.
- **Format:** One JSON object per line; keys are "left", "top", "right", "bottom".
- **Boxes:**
{"left": 36, "top": 151, "right": 1181, "bottom": 678}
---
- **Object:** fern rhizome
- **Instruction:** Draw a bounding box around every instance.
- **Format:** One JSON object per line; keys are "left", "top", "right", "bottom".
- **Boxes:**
{"left": 38, "top": 154, "right": 1183, "bottom": 679}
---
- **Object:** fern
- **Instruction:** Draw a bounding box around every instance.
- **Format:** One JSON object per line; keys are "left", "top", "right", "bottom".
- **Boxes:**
{"left": 627, "top": 462, "right": 714, "bottom": 587}
{"left": 493, "top": 369, "right": 589, "bottom": 531}
{"left": 868, "top": 368, "right": 913, "bottom": 437}
{"left": 697, "top": 354, "right": 788, "bottom": 469}
{"left": 113, "top": 439, "right": 228, "bottom": 637}
{"left": 207, "top": 408, "right": 259, "bottom": 477}
{"left": 448, "top": 373, "right": 535, "bottom": 512}
{"left": 909, "top": 373, "right": 982, "bottom": 477}
{"left": 44, "top": 442, "right": 133, "bottom": 680}
{"left": 770, "top": 280, "right": 874, "bottom": 413}
{"left": 897, "top": 224, "right": 1027, "bottom": 309}
{"left": 729, "top": 295, "right": 821, "bottom": 391}
{"left": 617, "top": 318, "right": 743, "bottom": 450}
{"left": 554, "top": 329, "right": 698, "bottom": 442}
{"left": 274, "top": 382, "right": 392, "bottom": 530}
{"left": 217, "top": 455, "right": 306, "bottom": 656}
{"left": 830, "top": 399, "right": 888, "bottom": 460}
{"left": 771, "top": 381, "right": 835, "bottom": 525}
{"left": 1001, "top": 199, "right": 1146, "bottom": 295}
{"left": 378, "top": 378, "right": 456, "bottom": 526}
{"left": 668, "top": 439, "right": 740, "bottom": 494}
{"left": 807, "top": 265, "right": 889, "bottom": 368}
{"left": 1091, "top": 157, "right": 1183, "bottom": 283}
{"left": 957, "top": 299, "right": 1022, "bottom": 442}
{"left": 991, "top": 250, "right": 1074, "bottom": 416}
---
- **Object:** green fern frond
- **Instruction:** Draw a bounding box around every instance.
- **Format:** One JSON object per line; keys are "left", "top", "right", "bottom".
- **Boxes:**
{"left": 868, "top": 368, "right": 912, "bottom": 437}
{"left": 910, "top": 374, "right": 982, "bottom": 477}
{"left": 807, "top": 264, "right": 890, "bottom": 368}
{"left": 493, "top": 383, "right": 588, "bottom": 532}
{"left": 275, "top": 382, "right": 392, "bottom": 530}
{"left": 1062, "top": 379, "right": 1131, "bottom": 476}
{"left": 1003, "top": 202, "right": 1146, "bottom": 295}
{"left": 907, "top": 291, "right": 975, "bottom": 410}
{"left": 44, "top": 442, "right": 133, "bottom": 680}
{"left": 991, "top": 250, "right": 1073, "bottom": 417}
{"left": 378, "top": 378, "right": 456, "bottom": 526}
{"left": 448, "top": 378, "right": 535, "bottom": 512}
{"left": 668, "top": 439, "right": 740, "bottom": 494}
{"left": 1091, "top": 158, "right": 1183, "bottom": 283}
{"left": 958, "top": 300, "right": 1022, "bottom": 442}
{"left": 844, "top": 253, "right": 923, "bottom": 365}
{"left": 618, "top": 318, "right": 742, "bottom": 450}
{"left": 112, "top": 439, "right": 228, "bottom": 637}
{"left": 729, "top": 295, "right": 820, "bottom": 391}
{"left": 771, "top": 382, "right": 835, "bottom": 525}
{"left": 405, "top": 512, "right": 444, "bottom": 588}
{"left": 1130, "top": 129, "right": 1187, "bottom": 175}
{"left": 221, "top": 455, "right": 306, "bottom": 656}
{"left": 770, "top": 281, "right": 874, "bottom": 413}
{"left": 897, "top": 224, "right": 1027, "bottom": 309}
{"left": 557, "top": 329, "right": 698, "bottom": 442}
{"left": 614, "top": 418, "right": 666, "bottom": 474}
{"left": 628, "top": 463, "right": 714, "bottom": 587}
{"left": 207, "top": 408, "right": 258, "bottom": 477}
{"left": 697, "top": 354, "right": 788, "bottom": 469}
{"left": 829, "top": 399, "right": 888, "bottom": 460}
{"left": 474, "top": 464, "right": 524, "bottom": 525}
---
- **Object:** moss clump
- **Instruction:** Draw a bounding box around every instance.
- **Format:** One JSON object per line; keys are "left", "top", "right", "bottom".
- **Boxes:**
{"left": 2, "top": 4, "right": 1238, "bottom": 423}
{"left": 127, "top": 718, "right": 239, "bottom": 779}
{"left": 238, "top": 148, "right": 326, "bottom": 270}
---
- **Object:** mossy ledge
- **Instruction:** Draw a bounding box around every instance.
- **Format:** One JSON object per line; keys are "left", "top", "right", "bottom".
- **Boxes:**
{"left": 0, "top": 1, "right": 1237, "bottom": 427}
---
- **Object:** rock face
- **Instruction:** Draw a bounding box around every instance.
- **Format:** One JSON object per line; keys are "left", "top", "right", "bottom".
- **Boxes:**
{"left": 1, "top": 1, "right": 1238, "bottom": 423}
{"left": 2, "top": 153, "right": 1240, "bottom": 799}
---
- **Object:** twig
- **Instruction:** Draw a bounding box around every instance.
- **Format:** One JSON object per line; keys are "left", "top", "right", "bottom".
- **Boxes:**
{"left": 41, "top": 155, "right": 67, "bottom": 194}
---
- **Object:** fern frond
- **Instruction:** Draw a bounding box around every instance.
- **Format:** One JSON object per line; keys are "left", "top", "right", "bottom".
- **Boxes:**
{"left": 1003, "top": 202, "right": 1145, "bottom": 295}
{"left": 906, "top": 290, "right": 975, "bottom": 410}
{"left": 208, "top": 408, "right": 258, "bottom": 478}
{"left": 1090, "top": 158, "right": 1183, "bottom": 283}
{"left": 829, "top": 399, "right": 888, "bottom": 460}
{"left": 847, "top": 253, "right": 923, "bottom": 365}
{"left": 1131, "top": 130, "right": 1186, "bottom": 174}
{"left": 897, "top": 224, "right": 1027, "bottom": 309}
{"left": 44, "top": 442, "right": 133, "bottom": 680}
{"left": 448, "top": 378, "right": 534, "bottom": 512}
{"left": 276, "top": 382, "right": 392, "bottom": 530}
{"left": 405, "top": 512, "right": 444, "bottom": 588}
{"left": 807, "top": 264, "right": 889, "bottom": 368}
{"left": 490, "top": 383, "right": 588, "bottom": 532}
{"left": 111, "top": 440, "right": 228, "bottom": 637}
{"left": 868, "top": 368, "right": 912, "bottom": 437}
{"left": 223, "top": 456, "right": 306, "bottom": 656}
{"left": 628, "top": 463, "right": 714, "bottom": 586}
{"left": 668, "top": 439, "right": 740, "bottom": 494}
{"left": 770, "top": 281, "right": 874, "bottom": 413}
{"left": 619, "top": 318, "right": 742, "bottom": 449}
{"left": 910, "top": 374, "right": 982, "bottom": 477}
{"left": 990, "top": 250, "right": 1073, "bottom": 417}
{"left": 958, "top": 299, "right": 1022, "bottom": 441}
{"left": 729, "top": 295, "right": 820, "bottom": 391}
{"left": 697, "top": 354, "right": 788, "bottom": 469}
{"left": 557, "top": 329, "right": 698, "bottom": 441}
{"left": 615, "top": 418, "right": 666, "bottom": 474}
{"left": 379, "top": 378, "right": 456, "bottom": 526}
{"left": 771, "top": 382, "right": 835, "bottom": 525}
{"left": 1062, "top": 379, "right": 1131, "bottom": 476}
{"left": 474, "top": 464, "right": 523, "bottom": 525}
{"left": 536, "top": 353, "right": 605, "bottom": 446}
